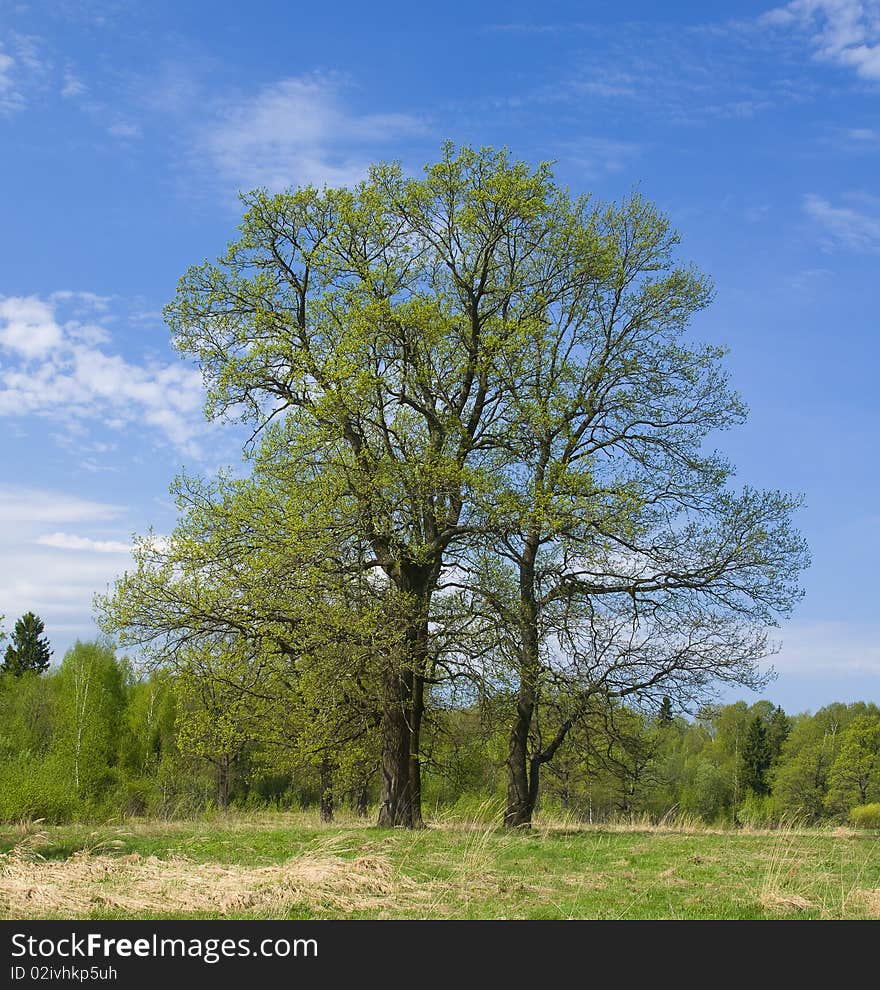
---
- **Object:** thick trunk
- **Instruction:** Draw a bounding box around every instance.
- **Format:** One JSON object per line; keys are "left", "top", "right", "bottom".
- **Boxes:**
{"left": 506, "top": 693, "right": 536, "bottom": 826}
{"left": 409, "top": 667, "right": 426, "bottom": 829}
{"left": 505, "top": 539, "right": 540, "bottom": 828}
{"left": 378, "top": 575, "right": 430, "bottom": 829}
{"left": 378, "top": 669, "right": 414, "bottom": 827}
{"left": 319, "top": 757, "right": 334, "bottom": 823}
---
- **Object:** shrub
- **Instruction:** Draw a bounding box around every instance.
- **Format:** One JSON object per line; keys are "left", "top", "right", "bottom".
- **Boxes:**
{"left": 849, "top": 803, "right": 880, "bottom": 829}
{"left": 0, "top": 753, "right": 84, "bottom": 823}
{"left": 738, "top": 792, "right": 779, "bottom": 828}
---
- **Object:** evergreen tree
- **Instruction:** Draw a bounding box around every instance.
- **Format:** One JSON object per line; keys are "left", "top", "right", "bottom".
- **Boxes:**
{"left": 658, "top": 697, "right": 674, "bottom": 726}
{"left": 767, "top": 705, "right": 791, "bottom": 761}
{"left": 2, "top": 612, "right": 52, "bottom": 676}
{"left": 741, "top": 714, "right": 772, "bottom": 796}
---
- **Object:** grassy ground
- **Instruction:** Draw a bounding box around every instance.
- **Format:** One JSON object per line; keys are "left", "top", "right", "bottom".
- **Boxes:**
{"left": 1, "top": 811, "right": 878, "bottom": 920}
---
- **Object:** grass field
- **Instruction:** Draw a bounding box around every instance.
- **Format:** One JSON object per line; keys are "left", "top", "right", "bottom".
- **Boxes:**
{"left": 2, "top": 811, "right": 878, "bottom": 920}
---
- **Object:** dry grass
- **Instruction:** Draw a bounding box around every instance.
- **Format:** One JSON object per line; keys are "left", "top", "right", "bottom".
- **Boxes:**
{"left": 0, "top": 835, "right": 418, "bottom": 919}
{"left": 851, "top": 888, "right": 880, "bottom": 917}
{"left": 755, "top": 820, "right": 880, "bottom": 918}
{"left": 2, "top": 812, "right": 878, "bottom": 919}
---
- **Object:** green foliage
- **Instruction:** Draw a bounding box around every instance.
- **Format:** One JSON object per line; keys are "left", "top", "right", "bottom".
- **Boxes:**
{"left": 741, "top": 715, "right": 772, "bottom": 796}
{"left": 0, "top": 751, "right": 83, "bottom": 822}
{"left": 737, "top": 792, "right": 778, "bottom": 828}
{"left": 849, "top": 803, "right": 880, "bottom": 829}
{"left": 52, "top": 641, "right": 127, "bottom": 799}
{"left": 0, "top": 641, "right": 878, "bottom": 830}
{"left": 2, "top": 611, "right": 52, "bottom": 676}
{"left": 825, "top": 714, "right": 880, "bottom": 815}
{"left": 681, "top": 759, "right": 732, "bottom": 822}
{"left": 767, "top": 706, "right": 791, "bottom": 761}
{"left": 95, "top": 143, "right": 807, "bottom": 830}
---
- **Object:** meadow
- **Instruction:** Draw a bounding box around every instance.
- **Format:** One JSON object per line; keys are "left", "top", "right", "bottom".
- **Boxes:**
{"left": 2, "top": 810, "right": 878, "bottom": 921}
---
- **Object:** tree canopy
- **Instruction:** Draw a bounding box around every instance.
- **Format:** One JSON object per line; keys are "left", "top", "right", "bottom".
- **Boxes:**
{"left": 99, "top": 143, "right": 808, "bottom": 829}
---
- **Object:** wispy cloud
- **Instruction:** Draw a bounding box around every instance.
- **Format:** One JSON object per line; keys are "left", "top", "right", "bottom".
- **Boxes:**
{"left": 847, "top": 125, "right": 880, "bottom": 141}
{"left": 0, "top": 486, "right": 122, "bottom": 524}
{"left": 61, "top": 68, "right": 86, "bottom": 98}
{"left": 563, "top": 136, "right": 644, "bottom": 178}
{"left": 491, "top": 19, "right": 816, "bottom": 128}
{"left": 0, "top": 293, "right": 207, "bottom": 455}
{"left": 0, "top": 49, "right": 15, "bottom": 111}
{"left": 774, "top": 620, "right": 880, "bottom": 674}
{"left": 0, "top": 32, "right": 50, "bottom": 115}
{"left": 762, "top": 0, "right": 880, "bottom": 80}
{"left": 37, "top": 532, "right": 131, "bottom": 553}
{"left": 108, "top": 118, "right": 141, "bottom": 139}
{"left": 0, "top": 486, "right": 133, "bottom": 647}
{"left": 803, "top": 191, "right": 880, "bottom": 249}
{"left": 200, "top": 73, "right": 427, "bottom": 192}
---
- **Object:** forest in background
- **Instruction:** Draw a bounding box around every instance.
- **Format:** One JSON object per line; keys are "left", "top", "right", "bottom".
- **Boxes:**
{"left": 1, "top": 633, "right": 878, "bottom": 830}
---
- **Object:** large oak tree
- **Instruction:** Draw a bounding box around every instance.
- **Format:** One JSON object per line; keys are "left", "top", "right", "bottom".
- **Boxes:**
{"left": 100, "top": 144, "right": 806, "bottom": 829}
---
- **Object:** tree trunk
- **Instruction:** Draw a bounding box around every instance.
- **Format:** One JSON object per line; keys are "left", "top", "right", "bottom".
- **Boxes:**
{"left": 217, "top": 753, "right": 230, "bottom": 810}
{"left": 319, "top": 757, "right": 334, "bottom": 823}
{"left": 378, "top": 575, "right": 430, "bottom": 829}
{"left": 355, "top": 781, "right": 369, "bottom": 817}
{"left": 378, "top": 669, "right": 414, "bottom": 827}
{"left": 505, "top": 539, "right": 540, "bottom": 827}
{"left": 506, "top": 692, "right": 536, "bottom": 826}
{"left": 409, "top": 668, "right": 426, "bottom": 829}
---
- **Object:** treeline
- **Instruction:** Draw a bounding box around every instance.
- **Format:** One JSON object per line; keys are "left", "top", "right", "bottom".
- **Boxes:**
{"left": 2, "top": 638, "right": 878, "bottom": 828}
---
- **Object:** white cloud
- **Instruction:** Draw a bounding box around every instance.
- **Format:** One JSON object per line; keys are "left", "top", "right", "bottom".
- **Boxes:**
{"left": 0, "top": 293, "right": 207, "bottom": 455}
{"left": 37, "top": 532, "right": 131, "bottom": 553}
{"left": 202, "top": 73, "right": 426, "bottom": 192}
{"left": 0, "top": 33, "right": 49, "bottom": 115}
{"left": 108, "top": 119, "right": 141, "bottom": 139}
{"left": 0, "top": 47, "right": 24, "bottom": 115}
{"left": 773, "top": 620, "right": 880, "bottom": 674}
{"left": 563, "top": 136, "right": 643, "bottom": 178}
{"left": 0, "top": 295, "right": 63, "bottom": 356}
{"left": 0, "top": 50, "right": 14, "bottom": 91}
{"left": 49, "top": 290, "right": 111, "bottom": 312}
{"left": 803, "top": 191, "right": 880, "bottom": 249}
{"left": 0, "top": 487, "right": 137, "bottom": 655}
{"left": 0, "top": 486, "right": 122, "bottom": 524}
{"left": 763, "top": 0, "right": 880, "bottom": 80}
{"left": 61, "top": 69, "right": 86, "bottom": 99}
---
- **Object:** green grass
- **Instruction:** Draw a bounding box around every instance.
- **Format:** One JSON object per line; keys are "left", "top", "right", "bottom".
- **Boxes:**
{"left": 2, "top": 811, "right": 878, "bottom": 920}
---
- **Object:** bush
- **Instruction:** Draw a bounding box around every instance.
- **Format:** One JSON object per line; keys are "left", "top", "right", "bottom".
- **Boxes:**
{"left": 849, "top": 803, "right": 880, "bottom": 829}
{"left": 0, "top": 753, "right": 84, "bottom": 823}
{"left": 738, "top": 792, "right": 779, "bottom": 828}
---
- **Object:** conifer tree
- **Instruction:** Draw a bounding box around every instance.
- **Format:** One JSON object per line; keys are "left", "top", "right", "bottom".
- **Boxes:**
{"left": 1, "top": 612, "right": 52, "bottom": 676}
{"left": 741, "top": 714, "right": 772, "bottom": 796}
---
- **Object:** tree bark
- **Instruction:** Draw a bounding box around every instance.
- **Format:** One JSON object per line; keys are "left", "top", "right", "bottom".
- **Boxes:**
{"left": 355, "top": 781, "right": 369, "bottom": 817}
{"left": 378, "top": 574, "right": 430, "bottom": 828}
{"left": 217, "top": 753, "right": 230, "bottom": 810}
{"left": 505, "top": 538, "right": 540, "bottom": 827}
{"left": 409, "top": 665, "right": 426, "bottom": 829}
{"left": 319, "top": 757, "right": 334, "bottom": 823}
{"left": 378, "top": 668, "right": 414, "bottom": 827}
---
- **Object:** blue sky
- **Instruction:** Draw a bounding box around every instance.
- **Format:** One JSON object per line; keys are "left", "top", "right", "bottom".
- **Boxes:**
{"left": 1, "top": 0, "right": 878, "bottom": 713}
